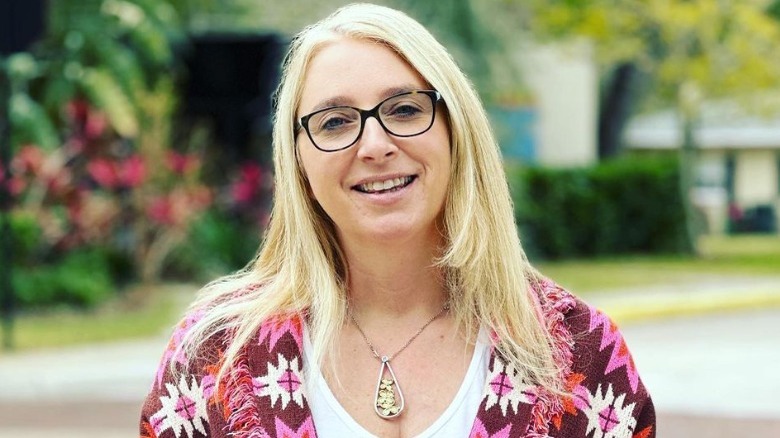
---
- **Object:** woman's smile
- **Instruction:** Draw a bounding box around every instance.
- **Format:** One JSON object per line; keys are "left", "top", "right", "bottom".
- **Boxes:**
{"left": 352, "top": 175, "right": 416, "bottom": 194}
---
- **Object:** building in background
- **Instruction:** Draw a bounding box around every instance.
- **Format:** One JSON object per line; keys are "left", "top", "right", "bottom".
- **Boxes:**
{"left": 625, "top": 103, "right": 780, "bottom": 234}
{"left": 494, "top": 40, "right": 598, "bottom": 168}
{"left": 514, "top": 40, "right": 598, "bottom": 168}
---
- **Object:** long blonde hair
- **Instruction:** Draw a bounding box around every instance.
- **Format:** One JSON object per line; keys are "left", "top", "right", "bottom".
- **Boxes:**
{"left": 178, "top": 3, "right": 561, "bottom": 394}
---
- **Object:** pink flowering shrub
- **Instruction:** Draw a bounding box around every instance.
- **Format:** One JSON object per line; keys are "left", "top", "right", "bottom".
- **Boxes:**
{"left": 7, "top": 101, "right": 214, "bottom": 285}
{"left": 5, "top": 93, "right": 278, "bottom": 308}
{"left": 164, "top": 160, "right": 273, "bottom": 281}
{"left": 228, "top": 162, "right": 273, "bottom": 228}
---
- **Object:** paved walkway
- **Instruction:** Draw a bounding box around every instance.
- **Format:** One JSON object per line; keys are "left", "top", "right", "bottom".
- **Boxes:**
{"left": 622, "top": 308, "right": 780, "bottom": 437}
{"left": 0, "top": 337, "right": 164, "bottom": 437}
{"left": 1, "top": 275, "right": 779, "bottom": 437}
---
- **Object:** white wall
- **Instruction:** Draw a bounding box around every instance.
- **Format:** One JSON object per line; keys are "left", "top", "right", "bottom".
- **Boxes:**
{"left": 735, "top": 150, "right": 778, "bottom": 206}
{"left": 518, "top": 39, "right": 598, "bottom": 167}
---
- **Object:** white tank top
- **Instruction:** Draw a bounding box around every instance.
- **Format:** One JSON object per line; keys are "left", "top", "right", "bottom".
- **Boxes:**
{"left": 303, "top": 326, "right": 489, "bottom": 438}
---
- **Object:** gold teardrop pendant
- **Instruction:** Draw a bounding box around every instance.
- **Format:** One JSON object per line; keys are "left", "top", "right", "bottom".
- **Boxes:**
{"left": 374, "top": 356, "right": 405, "bottom": 419}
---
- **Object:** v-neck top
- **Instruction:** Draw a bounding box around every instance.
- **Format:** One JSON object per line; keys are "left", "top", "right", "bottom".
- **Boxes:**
{"left": 302, "top": 325, "right": 490, "bottom": 437}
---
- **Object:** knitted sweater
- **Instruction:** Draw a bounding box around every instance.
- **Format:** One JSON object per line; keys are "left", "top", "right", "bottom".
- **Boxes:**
{"left": 140, "top": 279, "right": 655, "bottom": 437}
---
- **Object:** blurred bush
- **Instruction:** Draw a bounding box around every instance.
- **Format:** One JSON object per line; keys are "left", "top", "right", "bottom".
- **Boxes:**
{"left": 510, "top": 154, "right": 691, "bottom": 260}
{"left": 2, "top": 1, "right": 223, "bottom": 311}
{"left": 10, "top": 210, "right": 113, "bottom": 309}
{"left": 12, "top": 248, "right": 113, "bottom": 309}
{"left": 166, "top": 210, "right": 261, "bottom": 282}
{"left": 164, "top": 162, "right": 272, "bottom": 281}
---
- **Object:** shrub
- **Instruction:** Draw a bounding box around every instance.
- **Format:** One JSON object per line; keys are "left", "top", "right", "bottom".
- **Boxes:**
{"left": 9, "top": 212, "right": 41, "bottom": 262}
{"left": 510, "top": 155, "right": 691, "bottom": 260}
{"left": 8, "top": 213, "right": 118, "bottom": 310}
{"left": 165, "top": 209, "right": 262, "bottom": 282}
{"left": 12, "top": 248, "right": 114, "bottom": 310}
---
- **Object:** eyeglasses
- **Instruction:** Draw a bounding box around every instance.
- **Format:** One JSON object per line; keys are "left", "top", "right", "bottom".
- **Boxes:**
{"left": 298, "top": 90, "right": 443, "bottom": 152}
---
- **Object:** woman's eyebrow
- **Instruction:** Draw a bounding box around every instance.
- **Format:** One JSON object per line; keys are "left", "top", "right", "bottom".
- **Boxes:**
{"left": 378, "top": 84, "right": 419, "bottom": 100}
{"left": 310, "top": 96, "right": 352, "bottom": 113}
{"left": 308, "top": 84, "right": 424, "bottom": 113}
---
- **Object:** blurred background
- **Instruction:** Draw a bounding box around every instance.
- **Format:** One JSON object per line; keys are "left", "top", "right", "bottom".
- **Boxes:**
{"left": 1, "top": 0, "right": 779, "bottom": 437}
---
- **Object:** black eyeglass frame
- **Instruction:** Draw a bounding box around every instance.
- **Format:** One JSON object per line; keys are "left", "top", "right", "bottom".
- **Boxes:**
{"left": 297, "top": 90, "right": 443, "bottom": 152}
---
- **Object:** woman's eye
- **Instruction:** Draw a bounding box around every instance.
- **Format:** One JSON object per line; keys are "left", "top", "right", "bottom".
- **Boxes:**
{"left": 386, "top": 103, "right": 423, "bottom": 118}
{"left": 394, "top": 105, "right": 421, "bottom": 116}
{"left": 318, "top": 113, "right": 356, "bottom": 132}
{"left": 322, "top": 117, "right": 347, "bottom": 130}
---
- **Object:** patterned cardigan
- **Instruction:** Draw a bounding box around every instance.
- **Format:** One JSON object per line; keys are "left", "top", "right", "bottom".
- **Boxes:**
{"left": 140, "top": 279, "right": 655, "bottom": 438}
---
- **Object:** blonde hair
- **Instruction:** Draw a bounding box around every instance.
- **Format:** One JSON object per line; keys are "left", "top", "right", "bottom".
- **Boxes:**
{"left": 177, "top": 3, "right": 561, "bottom": 395}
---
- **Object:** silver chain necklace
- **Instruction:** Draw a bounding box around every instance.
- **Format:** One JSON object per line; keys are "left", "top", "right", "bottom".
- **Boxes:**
{"left": 348, "top": 301, "right": 450, "bottom": 420}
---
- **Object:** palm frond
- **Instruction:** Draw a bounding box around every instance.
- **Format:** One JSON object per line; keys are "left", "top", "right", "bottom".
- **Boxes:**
{"left": 92, "top": 37, "right": 146, "bottom": 104}
{"left": 9, "top": 93, "right": 61, "bottom": 150}
{"left": 79, "top": 67, "right": 140, "bottom": 138}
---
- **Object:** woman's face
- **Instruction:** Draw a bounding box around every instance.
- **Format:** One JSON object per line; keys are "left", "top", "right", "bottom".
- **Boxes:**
{"left": 297, "top": 38, "right": 451, "bottom": 247}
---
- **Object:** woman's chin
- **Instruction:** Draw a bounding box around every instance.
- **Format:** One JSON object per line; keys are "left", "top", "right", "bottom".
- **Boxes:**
{"left": 341, "top": 220, "right": 436, "bottom": 246}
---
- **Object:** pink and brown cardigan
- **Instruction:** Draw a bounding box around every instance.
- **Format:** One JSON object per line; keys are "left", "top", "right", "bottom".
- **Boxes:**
{"left": 140, "top": 279, "right": 655, "bottom": 437}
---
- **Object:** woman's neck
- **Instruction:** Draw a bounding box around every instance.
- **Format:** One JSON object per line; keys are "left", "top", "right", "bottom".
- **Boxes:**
{"left": 341, "top": 232, "right": 448, "bottom": 319}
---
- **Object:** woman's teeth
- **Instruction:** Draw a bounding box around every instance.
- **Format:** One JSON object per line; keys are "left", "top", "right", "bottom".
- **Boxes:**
{"left": 358, "top": 176, "right": 413, "bottom": 193}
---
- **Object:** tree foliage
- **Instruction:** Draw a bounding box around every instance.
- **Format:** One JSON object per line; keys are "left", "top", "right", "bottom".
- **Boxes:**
{"left": 4, "top": 0, "right": 184, "bottom": 150}
{"left": 507, "top": 0, "right": 780, "bottom": 250}
{"left": 521, "top": 0, "right": 780, "bottom": 107}
{"left": 398, "top": 0, "right": 530, "bottom": 102}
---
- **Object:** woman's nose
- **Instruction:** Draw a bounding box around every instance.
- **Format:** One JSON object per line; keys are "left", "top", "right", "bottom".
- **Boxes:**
{"left": 356, "top": 117, "right": 398, "bottom": 161}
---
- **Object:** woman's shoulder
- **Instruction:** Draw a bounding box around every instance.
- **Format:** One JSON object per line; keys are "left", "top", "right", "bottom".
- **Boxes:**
{"left": 528, "top": 276, "right": 656, "bottom": 434}
{"left": 531, "top": 276, "right": 639, "bottom": 376}
{"left": 531, "top": 277, "right": 655, "bottom": 437}
{"left": 530, "top": 276, "right": 626, "bottom": 345}
{"left": 140, "top": 281, "right": 308, "bottom": 437}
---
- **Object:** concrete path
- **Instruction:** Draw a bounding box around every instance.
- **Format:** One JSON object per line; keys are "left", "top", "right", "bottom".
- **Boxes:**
{"left": 1, "top": 276, "right": 779, "bottom": 437}
{"left": 621, "top": 309, "right": 780, "bottom": 437}
{"left": 0, "top": 337, "right": 165, "bottom": 437}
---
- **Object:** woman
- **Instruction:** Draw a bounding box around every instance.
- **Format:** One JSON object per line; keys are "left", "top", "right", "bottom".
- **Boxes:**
{"left": 140, "top": 4, "right": 654, "bottom": 437}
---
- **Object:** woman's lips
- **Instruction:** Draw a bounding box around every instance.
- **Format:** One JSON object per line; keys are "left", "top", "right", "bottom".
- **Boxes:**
{"left": 353, "top": 175, "right": 417, "bottom": 194}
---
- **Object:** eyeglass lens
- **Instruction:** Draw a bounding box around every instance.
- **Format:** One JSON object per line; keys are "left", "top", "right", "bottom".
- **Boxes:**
{"left": 305, "top": 92, "right": 435, "bottom": 151}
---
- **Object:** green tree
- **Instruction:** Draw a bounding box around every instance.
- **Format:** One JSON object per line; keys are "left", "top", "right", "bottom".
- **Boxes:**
{"left": 521, "top": 0, "right": 780, "bottom": 148}
{"left": 509, "top": 0, "right": 780, "bottom": 251}
{"left": 397, "top": 0, "right": 529, "bottom": 102}
{"left": 5, "top": 0, "right": 184, "bottom": 150}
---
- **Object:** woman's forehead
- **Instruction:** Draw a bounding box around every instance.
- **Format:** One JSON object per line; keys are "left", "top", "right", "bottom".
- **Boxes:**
{"left": 297, "top": 38, "right": 427, "bottom": 114}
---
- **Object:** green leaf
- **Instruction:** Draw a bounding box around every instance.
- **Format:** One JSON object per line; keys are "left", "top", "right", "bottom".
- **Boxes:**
{"left": 6, "top": 53, "right": 41, "bottom": 84}
{"left": 101, "top": 0, "right": 175, "bottom": 66}
{"left": 9, "top": 93, "right": 61, "bottom": 150}
{"left": 92, "top": 37, "right": 145, "bottom": 105}
{"left": 128, "top": 19, "right": 174, "bottom": 66}
{"left": 79, "top": 67, "right": 139, "bottom": 138}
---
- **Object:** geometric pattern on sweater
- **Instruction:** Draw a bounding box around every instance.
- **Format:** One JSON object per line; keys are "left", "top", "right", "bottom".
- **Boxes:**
{"left": 253, "top": 353, "right": 305, "bottom": 410}
{"left": 470, "top": 418, "right": 513, "bottom": 438}
{"left": 587, "top": 307, "right": 640, "bottom": 393}
{"left": 258, "top": 313, "right": 304, "bottom": 351}
{"left": 150, "top": 373, "right": 214, "bottom": 438}
{"left": 140, "top": 278, "right": 656, "bottom": 438}
{"left": 483, "top": 353, "right": 537, "bottom": 417}
{"left": 578, "top": 383, "right": 638, "bottom": 438}
{"left": 274, "top": 415, "right": 317, "bottom": 438}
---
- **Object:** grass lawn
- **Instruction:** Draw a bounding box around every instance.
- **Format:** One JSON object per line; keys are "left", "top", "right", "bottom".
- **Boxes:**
{"left": 535, "top": 234, "right": 780, "bottom": 293}
{"left": 3, "top": 283, "right": 196, "bottom": 352}
{"left": 1, "top": 235, "right": 777, "bottom": 351}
